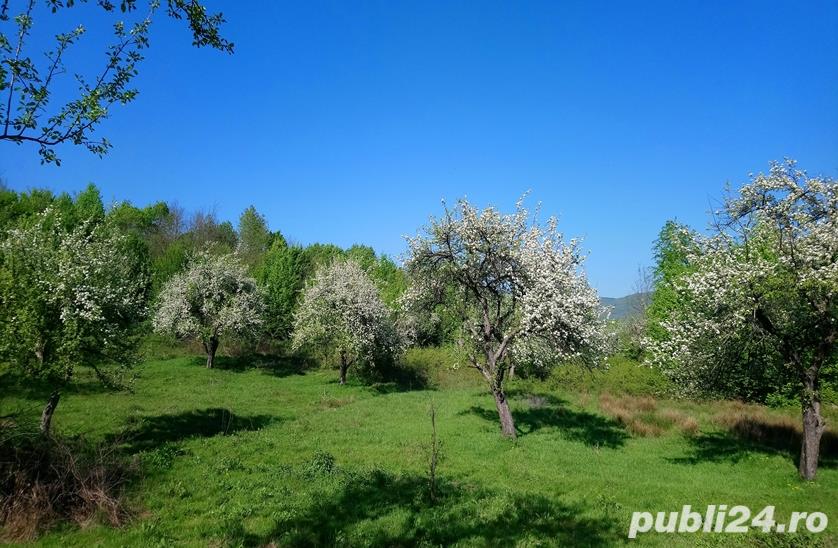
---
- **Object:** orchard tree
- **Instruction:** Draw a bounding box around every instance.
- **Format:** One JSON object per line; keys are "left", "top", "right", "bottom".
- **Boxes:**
{"left": 0, "top": 0, "right": 233, "bottom": 164}
{"left": 153, "top": 251, "right": 263, "bottom": 368}
{"left": 404, "top": 197, "right": 610, "bottom": 438}
{"left": 0, "top": 208, "right": 149, "bottom": 433}
{"left": 648, "top": 160, "right": 837, "bottom": 480}
{"left": 292, "top": 259, "right": 400, "bottom": 385}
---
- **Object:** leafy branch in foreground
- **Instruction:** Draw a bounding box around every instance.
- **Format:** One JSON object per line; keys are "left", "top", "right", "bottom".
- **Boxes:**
{"left": 0, "top": 0, "right": 233, "bottom": 164}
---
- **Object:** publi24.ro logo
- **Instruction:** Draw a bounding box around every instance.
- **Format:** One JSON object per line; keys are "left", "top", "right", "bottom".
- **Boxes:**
{"left": 628, "top": 505, "right": 828, "bottom": 539}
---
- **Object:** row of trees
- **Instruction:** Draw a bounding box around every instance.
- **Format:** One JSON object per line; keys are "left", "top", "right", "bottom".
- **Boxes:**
{"left": 0, "top": 183, "right": 408, "bottom": 427}
{"left": 1, "top": 160, "right": 835, "bottom": 480}
{"left": 0, "top": 182, "right": 609, "bottom": 443}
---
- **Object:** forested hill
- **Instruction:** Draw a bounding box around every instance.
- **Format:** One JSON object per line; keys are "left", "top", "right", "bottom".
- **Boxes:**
{"left": 600, "top": 292, "right": 650, "bottom": 320}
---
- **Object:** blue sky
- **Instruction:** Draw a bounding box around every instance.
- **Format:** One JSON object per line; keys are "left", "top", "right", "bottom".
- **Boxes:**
{"left": 1, "top": 0, "right": 836, "bottom": 297}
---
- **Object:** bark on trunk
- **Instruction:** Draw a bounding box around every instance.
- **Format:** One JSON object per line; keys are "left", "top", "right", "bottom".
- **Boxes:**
{"left": 493, "top": 388, "right": 516, "bottom": 438}
{"left": 339, "top": 352, "right": 349, "bottom": 385}
{"left": 205, "top": 336, "right": 219, "bottom": 369}
{"left": 40, "top": 391, "right": 60, "bottom": 435}
{"left": 799, "top": 371, "right": 824, "bottom": 480}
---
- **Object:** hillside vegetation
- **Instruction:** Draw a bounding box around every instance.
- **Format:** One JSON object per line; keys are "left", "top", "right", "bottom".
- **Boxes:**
{"left": 1, "top": 349, "right": 835, "bottom": 546}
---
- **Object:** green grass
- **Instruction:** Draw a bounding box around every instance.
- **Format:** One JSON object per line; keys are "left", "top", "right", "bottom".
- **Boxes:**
{"left": 1, "top": 353, "right": 837, "bottom": 547}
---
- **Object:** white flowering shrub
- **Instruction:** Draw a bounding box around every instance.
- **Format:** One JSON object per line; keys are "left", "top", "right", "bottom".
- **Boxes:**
{"left": 0, "top": 209, "right": 149, "bottom": 392}
{"left": 292, "top": 259, "right": 401, "bottom": 385}
{"left": 647, "top": 160, "right": 837, "bottom": 480}
{"left": 153, "top": 252, "right": 264, "bottom": 368}
{"left": 404, "top": 196, "right": 610, "bottom": 437}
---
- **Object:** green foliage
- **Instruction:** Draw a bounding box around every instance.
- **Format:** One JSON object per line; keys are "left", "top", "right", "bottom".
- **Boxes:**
{"left": 0, "top": 205, "right": 149, "bottom": 388}
{"left": 345, "top": 244, "right": 377, "bottom": 270}
{"left": 186, "top": 211, "right": 237, "bottom": 253}
{"left": 72, "top": 184, "right": 105, "bottom": 224}
{"left": 546, "top": 354, "right": 672, "bottom": 397}
{"left": 646, "top": 220, "right": 695, "bottom": 343}
{"left": 256, "top": 241, "right": 406, "bottom": 343}
{"left": 236, "top": 205, "right": 272, "bottom": 273}
{"left": 399, "top": 346, "right": 480, "bottom": 390}
{"left": 0, "top": 0, "right": 232, "bottom": 164}
{"left": 370, "top": 255, "right": 407, "bottom": 309}
{"left": 258, "top": 241, "right": 311, "bottom": 341}
{"left": 345, "top": 245, "right": 408, "bottom": 310}
{"left": 302, "top": 242, "right": 345, "bottom": 271}
{"left": 303, "top": 450, "right": 337, "bottom": 478}
{"left": 647, "top": 217, "right": 837, "bottom": 404}
{"left": 645, "top": 221, "right": 787, "bottom": 402}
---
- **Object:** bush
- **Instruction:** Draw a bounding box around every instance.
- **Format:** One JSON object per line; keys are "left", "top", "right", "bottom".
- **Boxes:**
{"left": 546, "top": 355, "right": 671, "bottom": 397}
{"left": 0, "top": 421, "right": 136, "bottom": 541}
{"left": 399, "top": 346, "right": 480, "bottom": 390}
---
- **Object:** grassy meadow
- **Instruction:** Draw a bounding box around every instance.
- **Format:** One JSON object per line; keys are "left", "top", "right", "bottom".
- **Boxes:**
{"left": 1, "top": 348, "right": 836, "bottom": 547}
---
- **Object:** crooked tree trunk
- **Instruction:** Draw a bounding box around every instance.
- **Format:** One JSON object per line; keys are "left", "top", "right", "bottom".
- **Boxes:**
{"left": 799, "top": 369, "right": 824, "bottom": 480}
{"left": 339, "top": 351, "right": 349, "bottom": 385}
{"left": 478, "top": 349, "right": 517, "bottom": 438}
{"left": 40, "top": 391, "right": 60, "bottom": 435}
{"left": 493, "top": 388, "right": 516, "bottom": 438}
{"left": 204, "top": 336, "right": 219, "bottom": 369}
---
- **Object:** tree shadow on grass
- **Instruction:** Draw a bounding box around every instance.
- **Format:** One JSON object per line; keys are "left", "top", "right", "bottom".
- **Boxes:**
{"left": 365, "top": 364, "right": 433, "bottom": 395}
{"left": 671, "top": 421, "right": 838, "bottom": 469}
{"left": 202, "top": 353, "right": 313, "bottom": 378}
{"left": 462, "top": 391, "right": 628, "bottom": 448}
{"left": 0, "top": 369, "right": 115, "bottom": 404}
{"left": 109, "top": 408, "right": 276, "bottom": 453}
{"left": 234, "top": 469, "right": 621, "bottom": 546}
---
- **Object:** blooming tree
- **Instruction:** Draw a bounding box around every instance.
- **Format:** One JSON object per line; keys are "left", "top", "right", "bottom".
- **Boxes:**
{"left": 153, "top": 251, "right": 264, "bottom": 368}
{"left": 404, "top": 197, "right": 610, "bottom": 437}
{"left": 647, "top": 160, "right": 837, "bottom": 480}
{"left": 0, "top": 209, "right": 149, "bottom": 432}
{"left": 292, "top": 259, "right": 401, "bottom": 385}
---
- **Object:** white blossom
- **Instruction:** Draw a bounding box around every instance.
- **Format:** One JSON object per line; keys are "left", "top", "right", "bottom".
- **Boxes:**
{"left": 0, "top": 209, "right": 148, "bottom": 382}
{"left": 153, "top": 251, "right": 264, "bottom": 354}
{"left": 292, "top": 259, "right": 401, "bottom": 375}
{"left": 645, "top": 160, "right": 837, "bottom": 478}
{"left": 647, "top": 160, "right": 837, "bottom": 390}
{"left": 404, "top": 197, "right": 610, "bottom": 375}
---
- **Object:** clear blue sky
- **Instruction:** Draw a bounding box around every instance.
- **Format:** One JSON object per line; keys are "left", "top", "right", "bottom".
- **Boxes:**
{"left": 1, "top": 1, "right": 836, "bottom": 297}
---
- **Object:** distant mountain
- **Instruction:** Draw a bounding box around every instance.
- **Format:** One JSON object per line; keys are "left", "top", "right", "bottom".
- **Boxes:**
{"left": 600, "top": 292, "right": 651, "bottom": 320}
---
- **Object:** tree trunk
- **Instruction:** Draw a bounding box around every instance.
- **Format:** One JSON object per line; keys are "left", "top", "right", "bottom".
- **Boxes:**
{"left": 493, "top": 388, "right": 516, "bottom": 438}
{"left": 799, "top": 370, "right": 824, "bottom": 480}
{"left": 40, "top": 391, "right": 60, "bottom": 435}
{"left": 339, "top": 352, "right": 349, "bottom": 385}
{"left": 205, "top": 336, "right": 219, "bottom": 369}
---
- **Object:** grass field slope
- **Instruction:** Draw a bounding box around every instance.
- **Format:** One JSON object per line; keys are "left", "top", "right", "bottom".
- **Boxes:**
{"left": 1, "top": 351, "right": 836, "bottom": 547}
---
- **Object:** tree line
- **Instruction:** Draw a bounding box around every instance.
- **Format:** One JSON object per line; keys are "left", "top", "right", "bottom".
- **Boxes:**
{"left": 0, "top": 160, "right": 835, "bottom": 480}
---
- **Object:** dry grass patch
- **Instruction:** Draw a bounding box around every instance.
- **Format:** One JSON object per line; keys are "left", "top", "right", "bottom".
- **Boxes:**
{"left": 319, "top": 391, "right": 356, "bottom": 410}
{"left": 0, "top": 427, "right": 136, "bottom": 542}
{"left": 713, "top": 401, "right": 838, "bottom": 455}
{"left": 598, "top": 393, "right": 700, "bottom": 437}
